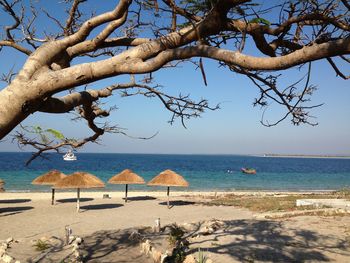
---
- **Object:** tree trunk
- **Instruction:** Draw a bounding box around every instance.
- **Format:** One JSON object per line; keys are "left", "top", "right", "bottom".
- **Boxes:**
{"left": 0, "top": 84, "right": 32, "bottom": 139}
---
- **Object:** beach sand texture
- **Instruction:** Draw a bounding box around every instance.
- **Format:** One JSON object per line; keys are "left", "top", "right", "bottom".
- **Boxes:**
{"left": 0, "top": 191, "right": 350, "bottom": 262}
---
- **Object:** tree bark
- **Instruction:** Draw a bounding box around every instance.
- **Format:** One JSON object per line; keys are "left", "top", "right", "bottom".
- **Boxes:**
{"left": 0, "top": 83, "right": 32, "bottom": 139}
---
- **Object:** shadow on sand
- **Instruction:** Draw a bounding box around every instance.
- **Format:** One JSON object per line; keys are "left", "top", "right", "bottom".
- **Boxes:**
{"left": 56, "top": 198, "right": 94, "bottom": 203}
{"left": 80, "top": 203, "right": 123, "bottom": 211}
{"left": 186, "top": 219, "right": 350, "bottom": 262}
{"left": 19, "top": 219, "right": 350, "bottom": 262}
{"left": 22, "top": 229, "right": 151, "bottom": 263}
{"left": 158, "top": 200, "right": 196, "bottom": 208}
{"left": 0, "top": 206, "right": 33, "bottom": 217}
{"left": 123, "top": 196, "right": 157, "bottom": 201}
{"left": 27, "top": 236, "right": 66, "bottom": 263}
{"left": 81, "top": 229, "right": 154, "bottom": 263}
{"left": 78, "top": 219, "right": 350, "bottom": 262}
{"left": 0, "top": 198, "right": 31, "bottom": 204}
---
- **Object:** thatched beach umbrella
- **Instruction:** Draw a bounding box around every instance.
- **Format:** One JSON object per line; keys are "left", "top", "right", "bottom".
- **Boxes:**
{"left": 32, "top": 170, "right": 66, "bottom": 205}
{"left": 108, "top": 169, "right": 145, "bottom": 203}
{"left": 147, "top": 169, "right": 189, "bottom": 209}
{"left": 54, "top": 171, "right": 105, "bottom": 212}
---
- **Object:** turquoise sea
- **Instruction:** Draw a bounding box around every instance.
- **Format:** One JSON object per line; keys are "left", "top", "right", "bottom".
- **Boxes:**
{"left": 0, "top": 152, "right": 350, "bottom": 192}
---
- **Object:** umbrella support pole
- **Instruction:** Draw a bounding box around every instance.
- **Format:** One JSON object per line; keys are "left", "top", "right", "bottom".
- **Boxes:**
{"left": 51, "top": 188, "right": 55, "bottom": 205}
{"left": 77, "top": 188, "right": 80, "bottom": 212}
{"left": 167, "top": 186, "right": 170, "bottom": 209}
{"left": 125, "top": 184, "right": 128, "bottom": 203}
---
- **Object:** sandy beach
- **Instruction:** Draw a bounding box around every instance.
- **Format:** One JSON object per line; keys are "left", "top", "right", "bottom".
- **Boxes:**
{"left": 1, "top": 191, "right": 350, "bottom": 262}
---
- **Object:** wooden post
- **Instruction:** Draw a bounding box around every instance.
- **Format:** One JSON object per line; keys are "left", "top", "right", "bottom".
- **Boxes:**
{"left": 155, "top": 218, "right": 161, "bottom": 232}
{"left": 125, "top": 184, "right": 128, "bottom": 203}
{"left": 65, "top": 226, "right": 70, "bottom": 245}
{"left": 77, "top": 188, "right": 80, "bottom": 212}
{"left": 167, "top": 186, "right": 170, "bottom": 209}
{"left": 51, "top": 188, "right": 55, "bottom": 205}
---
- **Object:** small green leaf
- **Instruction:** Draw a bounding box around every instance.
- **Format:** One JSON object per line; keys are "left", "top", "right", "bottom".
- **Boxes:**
{"left": 249, "top": 17, "right": 271, "bottom": 26}
{"left": 46, "top": 129, "right": 65, "bottom": 140}
{"left": 33, "top": 125, "right": 42, "bottom": 134}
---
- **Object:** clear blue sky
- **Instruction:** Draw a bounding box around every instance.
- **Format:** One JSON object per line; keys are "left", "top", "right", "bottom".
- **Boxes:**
{"left": 0, "top": 1, "right": 349, "bottom": 155}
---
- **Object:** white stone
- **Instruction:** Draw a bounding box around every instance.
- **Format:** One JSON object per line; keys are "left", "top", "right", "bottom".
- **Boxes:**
{"left": 0, "top": 248, "right": 6, "bottom": 257}
{"left": 197, "top": 226, "right": 210, "bottom": 235}
{"left": 140, "top": 239, "right": 152, "bottom": 255}
{"left": 296, "top": 200, "right": 314, "bottom": 206}
{"left": 296, "top": 199, "right": 350, "bottom": 209}
{"left": 182, "top": 223, "right": 198, "bottom": 232}
{"left": 195, "top": 219, "right": 226, "bottom": 236}
{"left": 1, "top": 243, "right": 8, "bottom": 249}
{"left": 68, "top": 235, "right": 75, "bottom": 244}
{"left": 1, "top": 254, "right": 13, "bottom": 263}
{"left": 5, "top": 238, "right": 13, "bottom": 244}
{"left": 151, "top": 247, "right": 162, "bottom": 263}
{"left": 72, "top": 243, "right": 79, "bottom": 250}
{"left": 75, "top": 237, "right": 83, "bottom": 244}
{"left": 160, "top": 252, "right": 169, "bottom": 263}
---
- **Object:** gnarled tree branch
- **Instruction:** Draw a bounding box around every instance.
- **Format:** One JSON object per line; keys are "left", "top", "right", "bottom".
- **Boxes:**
{"left": 0, "top": 0, "right": 349, "bottom": 164}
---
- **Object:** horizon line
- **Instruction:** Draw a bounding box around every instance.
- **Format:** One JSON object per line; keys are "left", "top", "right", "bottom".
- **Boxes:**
{"left": 1, "top": 151, "right": 350, "bottom": 158}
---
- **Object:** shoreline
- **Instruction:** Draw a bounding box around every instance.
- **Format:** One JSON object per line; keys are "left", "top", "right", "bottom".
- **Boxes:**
{"left": 1, "top": 187, "right": 345, "bottom": 194}
{"left": 2, "top": 189, "right": 338, "bottom": 193}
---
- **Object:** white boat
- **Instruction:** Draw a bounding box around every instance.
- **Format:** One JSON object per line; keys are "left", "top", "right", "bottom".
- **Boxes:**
{"left": 63, "top": 150, "right": 77, "bottom": 161}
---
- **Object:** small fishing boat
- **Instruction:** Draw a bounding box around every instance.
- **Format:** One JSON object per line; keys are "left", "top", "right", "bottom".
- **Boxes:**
{"left": 63, "top": 150, "right": 77, "bottom": 161}
{"left": 241, "top": 168, "right": 256, "bottom": 174}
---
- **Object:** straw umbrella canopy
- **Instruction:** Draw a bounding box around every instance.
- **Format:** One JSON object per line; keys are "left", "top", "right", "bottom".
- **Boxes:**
{"left": 54, "top": 171, "right": 105, "bottom": 212}
{"left": 147, "top": 169, "right": 189, "bottom": 209}
{"left": 108, "top": 169, "right": 145, "bottom": 203}
{"left": 32, "top": 169, "right": 66, "bottom": 205}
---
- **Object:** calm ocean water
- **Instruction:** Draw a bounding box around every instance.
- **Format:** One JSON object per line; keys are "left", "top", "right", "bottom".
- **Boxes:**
{"left": 0, "top": 152, "right": 350, "bottom": 192}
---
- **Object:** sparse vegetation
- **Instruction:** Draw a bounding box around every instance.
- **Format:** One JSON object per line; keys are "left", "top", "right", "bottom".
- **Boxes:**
{"left": 207, "top": 195, "right": 309, "bottom": 212}
{"left": 205, "top": 191, "right": 350, "bottom": 213}
{"left": 167, "top": 224, "right": 188, "bottom": 263}
{"left": 333, "top": 188, "right": 350, "bottom": 200}
{"left": 168, "top": 224, "right": 185, "bottom": 247}
{"left": 33, "top": 239, "right": 50, "bottom": 251}
{"left": 196, "top": 248, "right": 208, "bottom": 263}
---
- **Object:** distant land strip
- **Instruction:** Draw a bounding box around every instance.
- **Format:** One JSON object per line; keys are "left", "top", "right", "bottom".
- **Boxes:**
{"left": 262, "top": 154, "right": 350, "bottom": 159}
